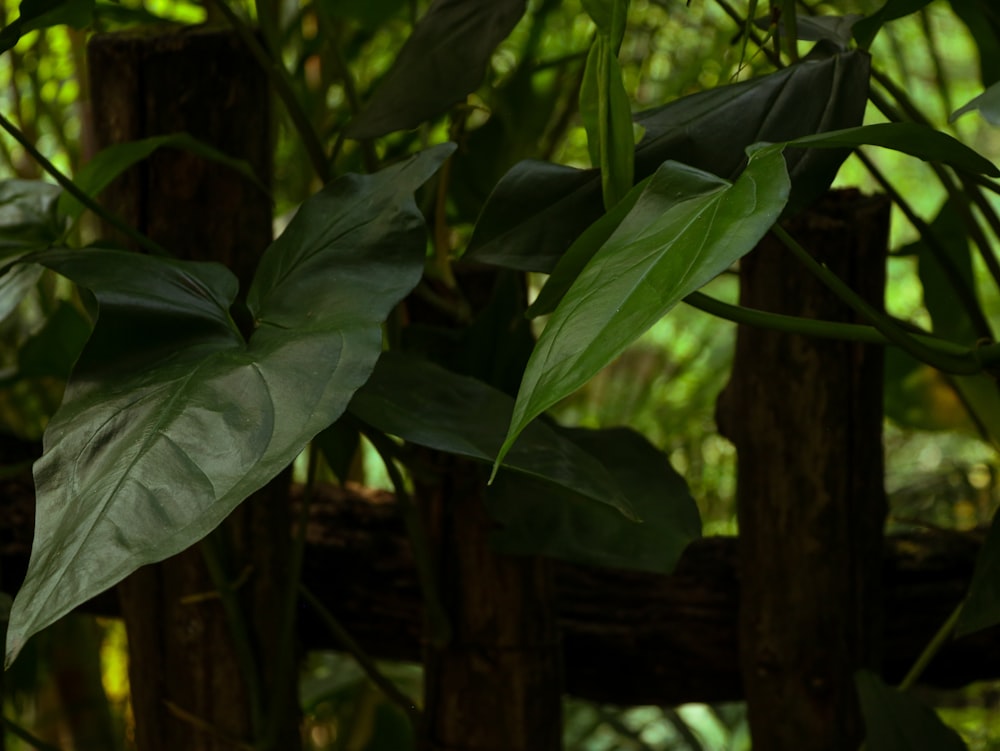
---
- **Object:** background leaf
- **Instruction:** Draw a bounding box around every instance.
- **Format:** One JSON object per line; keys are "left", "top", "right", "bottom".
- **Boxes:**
{"left": 0, "top": 0, "right": 94, "bottom": 55}
{"left": 5, "top": 146, "right": 451, "bottom": 666}
{"left": 951, "top": 80, "right": 1000, "bottom": 125}
{"left": 494, "top": 147, "right": 790, "bottom": 468}
{"left": 856, "top": 670, "right": 968, "bottom": 750}
{"left": 852, "top": 0, "right": 935, "bottom": 49}
{"left": 958, "top": 507, "right": 1000, "bottom": 636}
{"left": 345, "top": 0, "right": 527, "bottom": 139}
{"left": 487, "top": 426, "right": 700, "bottom": 574}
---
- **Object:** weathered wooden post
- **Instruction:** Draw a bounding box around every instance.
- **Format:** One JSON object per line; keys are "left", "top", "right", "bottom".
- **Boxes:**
{"left": 717, "top": 191, "right": 890, "bottom": 750}
{"left": 88, "top": 27, "right": 299, "bottom": 751}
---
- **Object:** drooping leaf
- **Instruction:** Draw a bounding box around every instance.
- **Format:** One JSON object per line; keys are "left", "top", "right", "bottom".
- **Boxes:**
{"left": 5, "top": 145, "right": 452, "bottom": 666}
{"left": 0, "top": 0, "right": 94, "bottom": 55}
{"left": 958, "top": 507, "right": 1000, "bottom": 636}
{"left": 0, "top": 180, "right": 66, "bottom": 255}
{"left": 348, "top": 351, "right": 636, "bottom": 518}
{"left": 949, "top": 0, "right": 1000, "bottom": 86}
{"left": 787, "top": 123, "right": 1000, "bottom": 176}
{"left": 488, "top": 426, "right": 700, "bottom": 574}
{"left": 493, "top": 146, "right": 790, "bottom": 469}
{"left": 951, "top": 80, "right": 1000, "bottom": 126}
{"left": 59, "top": 133, "right": 268, "bottom": 222}
{"left": 467, "top": 48, "right": 869, "bottom": 272}
{"left": 345, "top": 0, "right": 527, "bottom": 139}
{"left": 13, "top": 301, "right": 91, "bottom": 381}
{"left": 852, "top": 0, "right": 935, "bottom": 50}
{"left": 855, "top": 670, "right": 968, "bottom": 750}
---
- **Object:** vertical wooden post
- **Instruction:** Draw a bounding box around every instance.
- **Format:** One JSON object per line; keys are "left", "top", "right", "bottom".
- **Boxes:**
{"left": 717, "top": 191, "right": 889, "bottom": 750}
{"left": 88, "top": 28, "right": 298, "bottom": 751}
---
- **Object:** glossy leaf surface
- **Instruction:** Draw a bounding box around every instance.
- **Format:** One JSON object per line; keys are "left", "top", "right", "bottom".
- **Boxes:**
{"left": 5, "top": 146, "right": 451, "bottom": 666}
{"left": 488, "top": 427, "right": 700, "bottom": 573}
{"left": 494, "top": 146, "right": 789, "bottom": 469}
{"left": 856, "top": 670, "right": 967, "bottom": 750}
{"left": 348, "top": 352, "right": 636, "bottom": 517}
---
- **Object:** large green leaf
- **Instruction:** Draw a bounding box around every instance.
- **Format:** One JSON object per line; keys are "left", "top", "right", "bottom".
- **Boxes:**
{"left": 348, "top": 351, "right": 636, "bottom": 518}
{"left": 493, "top": 147, "right": 789, "bottom": 469}
{"left": 58, "top": 133, "right": 268, "bottom": 222}
{"left": 853, "top": 0, "right": 935, "bottom": 50}
{"left": 345, "top": 0, "right": 527, "bottom": 139}
{"left": 488, "top": 427, "right": 700, "bottom": 573}
{"left": 856, "top": 670, "right": 967, "bottom": 750}
{"left": 0, "top": 0, "right": 94, "bottom": 55}
{"left": 5, "top": 145, "right": 452, "bottom": 666}
{"left": 466, "top": 48, "right": 869, "bottom": 273}
{"left": 951, "top": 81, "right": 1000, "bottom": 126}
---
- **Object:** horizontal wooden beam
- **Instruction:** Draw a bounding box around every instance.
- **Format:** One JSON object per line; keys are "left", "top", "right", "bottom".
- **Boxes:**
{"left": 1, "top": 466, "right": 993, "bottom": 706}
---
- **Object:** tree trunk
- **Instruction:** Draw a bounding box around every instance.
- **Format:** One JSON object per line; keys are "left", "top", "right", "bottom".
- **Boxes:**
{"left": 717, "top": 191, "right": 890, "bottom": 750}
{"left": 88, "top": 27, "right": 299, "bottom": 751}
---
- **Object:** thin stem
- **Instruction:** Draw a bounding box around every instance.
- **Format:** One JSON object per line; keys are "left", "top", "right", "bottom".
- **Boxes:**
{"left": 1, "top": 717, "right": 63, "bottom": 751}
{"left": 0, "top": 112, "right": 171, "bottom": 256}
{"left": 899, "top": 599, "right": 965, "bottom": 692}
{"left": 209, "top": 0, "right": 331, "bottom": 183}
{"left": 361, "top": 426, "right": 452, "bottom": 647}
{"left": 299, "top": 584, "right": 422, "bottom": 727}
{"left": 774, "top": 225, "right": 983, "bottom": 374}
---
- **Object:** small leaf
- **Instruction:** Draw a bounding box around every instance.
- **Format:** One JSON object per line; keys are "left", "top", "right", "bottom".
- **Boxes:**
{"left": 957, "top": 507, "right": 1000, "bottom": 636}
{"left": 951, "top": 80, "right": 1000, "bottom": 126}
{"left": 348, "top": 351, "right": 636, "bottom": 518}
{"left": 788, "top": 122, "right": 1000, "bottom": 176}
{"left": 5, "top": 145, "right": 452, "bottom": 667}
{"left": 59, "top": 133, "right": 268, "bottom": 222}
{"left": 853, "top": 0, "right": 934, "bottom": 50}
{"left": 0, "top": 180, "right": 66, "bottom": 254}
{"left": 494, "top": 147, "right": 790, "bottom": 469}
{"left": 855, "top": 669, "right": 968, "bottom": 750}
{"left": 488, "top": 426, "right": 700, "bottom": 574}
{"left": 345, "top": 0, "right": 527, "bottom": 139}
{"left": 0, "top": 0, "right": 94, "bottom": 55}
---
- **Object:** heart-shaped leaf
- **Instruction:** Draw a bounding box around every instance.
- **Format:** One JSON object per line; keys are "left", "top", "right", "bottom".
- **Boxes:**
{"left": 5, "top": 144, "right": 453, "bottom": 666}
{"left": 856, "top": 670, "right": 968, "bottom": 750}
{"left": 493, "top": 146, "right": 790, "bottom": 470}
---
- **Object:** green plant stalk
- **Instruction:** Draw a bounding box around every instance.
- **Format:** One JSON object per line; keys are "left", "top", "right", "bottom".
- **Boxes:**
{"left": 899, "top": 599, "right": 965, "bottom": 692}
{"left": 781, "top": 0, "right": 798, "bottom": 62}
{"left": 361, "top": 427, "right": 453, "bottom": 647}
{"left": 199, "top": 531, "right": 265, "bottom": 742}
{"left": 773, "top": 225, "right": 983, "bottom": 374}
{"left": 299, "top": 584, "right": 422, "bottom": 727}
{"left": 0, "top": 112, "right": 171, "bottom": 257}
{"left": 209, "top": 0, "right": 331, "bottom": 184}
{"left": 2, "top": 716, "right": 64, "bottom": 751}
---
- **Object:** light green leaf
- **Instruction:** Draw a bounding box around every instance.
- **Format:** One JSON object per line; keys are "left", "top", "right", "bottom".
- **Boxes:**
{"left": 580, "top": 0, "right": 629, "bottom": 48}
{"left": 5, "top": 144, "right": 452, "bottom": 667}
{"left": 789, "top": 122, "right": 999, "bottom": 176}
{"left": 59, "top": 133, "right": 268, "bottom": 222}
{"left": 951, "top": 80, "right": 1000, "bottom": 126}
{"left": 856, "top": 670, "right": 968, "bottom": 750}
{"left": 493, "top": 146, "right": 790, "bottom": 472}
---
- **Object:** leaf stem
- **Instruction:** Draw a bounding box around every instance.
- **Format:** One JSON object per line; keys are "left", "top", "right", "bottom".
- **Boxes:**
{"left": 299, "top": 584, "right": 422, "bottom": 728}
{"left": 0, "top": 112, "right": 171, "bottom": 257}
{"left": 899, "top": 599, "right": 965, "bottom": 692}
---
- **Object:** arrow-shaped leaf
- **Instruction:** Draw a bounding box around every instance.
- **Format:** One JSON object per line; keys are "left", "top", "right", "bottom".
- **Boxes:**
{"left": 856, "top": 670, "right": 968, "bottom": 750}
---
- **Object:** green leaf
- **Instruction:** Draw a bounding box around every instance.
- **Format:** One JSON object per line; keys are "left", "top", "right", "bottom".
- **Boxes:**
{"left": 58, "top": 133, "right": 268, "bottom": 222}
{"left": 13, "top": 301, "right": 91, "bottom": 381}
{"left": 958, "top": 507, "right": 1000, "bottom": 636}
{"left": 951, "top": 80, "right": 1000, "bottom": 126}
{"left": 0, "top": 263, "right": 43, "bottom": 323}
{"left": 348, "top": 351, "right": 636, "bottom": 518}
{"left": 487, "top": 426, "right": 700, "bottom": 574}
{"left": 313, "top": 419, "right": 360, "bottom": 485}
{"left": 757, "top": 12, "right": 862, "bottom": 47}
{"left": 579, "top": 35, "right": 634, "bottom": 209}
{"left": 494, "top": 146, "right": 790, "bottom": 470}
{"left": 949, "top": 0, "right": 1000, "bottom": 86}
{"left": 855, "top": 670, "right": 968, "bottom": 750}
{"left": 467, "top": 48, "right": 869, "bottom": 273}
{"left": 581, "top": 0, "right": 629, "bottom": 49}
{"left": 5, "top": 145, "right": 452, "bottom": 667}
{"left": 0, "top": 0, "right": 94, "bottom": 55}
{"left": 0, "top": 180, "right": 66, "bottom": 255}
{"left": 345, "top": 0, "right": 527, "bottom": 139}
{"left": 788, "top": 123, "right": 1000, "bottom": 176}
{"left": 852, "top": 0, "right": 934, "bottom": 50}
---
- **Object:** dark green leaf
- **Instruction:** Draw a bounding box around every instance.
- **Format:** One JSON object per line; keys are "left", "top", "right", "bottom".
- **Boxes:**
{"left": 951, "top": 81, "right": 1000, "bottom": 126}
{"left": 853, "top": 0, "right": 934, "bottom": 49}
{"left": 494, "top": 147, "right": 789, "bottom": 469}
{"left": 5, "top": 145, "right": 452, "bottom": 666}
{"left": 345, "top": 0, "right": 527, "bottom": 139}
{"left": 0, "top": 0, "right": 94, "bottom": 55}
{"left": 788, "top": 123, "right": 1000, "bottom": 176}
{"left": 318, "top": 0, "right": 407, "bottom": 28}
{"left": 0, "top": 180, "right": 66, "bottom": 255}
{"left": 348, "top": 351, "right": 636, "bottom": 518}
{"left": 14, "top": 301, "right": 91, "bottom": 381}
{"left": 59, "top": 133, "right": 268, "bottom": 222}
{"left": 958, "top": 507, "right": 1000, "bottom": 635}
{"left": 855, "top": 670, "right": 968, "bottom": 750}
{"left": 0, "top": 264, "right": 43, "bottom": 323}
{"left": 757, "top": 13, "right": 862, "bottom": 47}
{"left": 467, "top": 49, "right": 869, "bottom": 272}
{"left": 314, "top": 420, "right": 360, "bottom": 485}
{"left": 949, "top": 0, "right": 1000, "bottom": 86}
{"left": 488, "top": 426, "right": 700, "bottom": 574}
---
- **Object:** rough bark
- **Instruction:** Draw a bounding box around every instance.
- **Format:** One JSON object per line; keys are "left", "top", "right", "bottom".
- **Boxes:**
{"left": 88, "top": 28, "right": 298, "bottom": 751}
{"left": 717, "top": 191, "right": 890, "bottom": 750}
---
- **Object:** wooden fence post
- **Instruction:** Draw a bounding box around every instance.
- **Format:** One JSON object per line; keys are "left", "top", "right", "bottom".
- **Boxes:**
{"left": 717, "top": 191, "right": 890, "bottom": 750}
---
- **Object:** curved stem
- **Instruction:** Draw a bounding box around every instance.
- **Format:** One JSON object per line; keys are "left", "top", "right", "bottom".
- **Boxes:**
{"left": 899, "top": 599, "right": 965, "bottom": 692}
